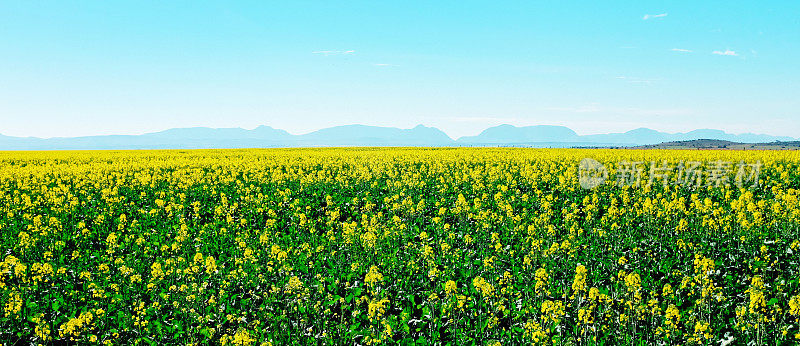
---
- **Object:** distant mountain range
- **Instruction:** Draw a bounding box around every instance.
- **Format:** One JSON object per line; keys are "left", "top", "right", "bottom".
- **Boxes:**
{"left": 0, "top": 124, "right": 795, "bottom": 150}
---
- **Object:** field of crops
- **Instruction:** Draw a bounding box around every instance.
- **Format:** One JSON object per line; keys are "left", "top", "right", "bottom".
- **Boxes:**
{"left": 1, "top": 148, "right": 799, "bottom": 345}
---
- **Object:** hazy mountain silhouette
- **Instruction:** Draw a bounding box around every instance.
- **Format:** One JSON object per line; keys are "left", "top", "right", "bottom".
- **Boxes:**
{"left": 0, "top": 124, "right": 794, "bottom": 150}
{"left": 457, "top": 125, "right": 581, "bottom": 144}
{"left": 296, "top": 125, "right": 453, "bottom": 146}
{"left": 0, "top": 124, "right": 453, "bottom": 149}
{"left": 580, "top": 127, "right": 795, "bottom": 146}
{"left": 143, "top": 125, "right": 293, "bottom": 140}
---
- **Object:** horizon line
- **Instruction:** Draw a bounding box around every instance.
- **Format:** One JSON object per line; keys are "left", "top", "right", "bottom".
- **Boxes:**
{"left": 1, "top": 123, "right": 796, "bottom": 141}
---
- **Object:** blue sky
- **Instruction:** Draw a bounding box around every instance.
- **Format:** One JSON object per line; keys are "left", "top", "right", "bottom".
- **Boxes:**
{"left": 1, "top": 1, "right": 798, "bottom": 139}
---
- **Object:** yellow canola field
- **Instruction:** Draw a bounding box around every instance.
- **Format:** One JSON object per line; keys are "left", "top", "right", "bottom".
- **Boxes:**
{"left": 1, "top": 148, "right": 799, "bottom": 345}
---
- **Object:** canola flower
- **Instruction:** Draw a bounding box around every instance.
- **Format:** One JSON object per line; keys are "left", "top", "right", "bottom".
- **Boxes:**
{"left": 0, "top": 148, "right": 798, "bottom": 344}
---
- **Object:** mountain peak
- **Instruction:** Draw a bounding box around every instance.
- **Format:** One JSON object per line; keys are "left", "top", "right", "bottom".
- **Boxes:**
{"left": 458, "top": 124, "right": 579, "bottom": 144}
{"left": 626, "top": 127, "right": 659, "bottom": 134}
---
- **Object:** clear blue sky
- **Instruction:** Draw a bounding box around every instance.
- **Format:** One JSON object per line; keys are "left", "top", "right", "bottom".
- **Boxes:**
{"left": 1, "top": 1, "right": 798, "bottom": 139}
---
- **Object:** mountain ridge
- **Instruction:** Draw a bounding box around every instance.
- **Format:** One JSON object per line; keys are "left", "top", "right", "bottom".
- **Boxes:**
{"left": 0, "top": 124, "right": 795, "bottom": 150}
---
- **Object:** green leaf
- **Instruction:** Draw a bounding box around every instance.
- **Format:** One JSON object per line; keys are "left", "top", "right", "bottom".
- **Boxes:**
{"left": 350, "top": 322, "right": 361, "bottom": 331}
{"left": 297, "top": 261, "right": 309, "bottom": 273}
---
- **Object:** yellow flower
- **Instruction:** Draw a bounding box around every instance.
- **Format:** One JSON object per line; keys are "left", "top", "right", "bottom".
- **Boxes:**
{"left": 205, "top": 255, "right": 217, "bottom": 274}
{"left": 365, "top": 266, "right": 384, "bottom": 288}
{"left": 472, "top": 276, "right": 494, "bottom": 297}
{"left": 367, "top": 298, "right": 390, "bottom": 321}
{"left": 789, "top": 295, "right": 800, "bottom": 316}
{"left": 572, "top": 264, "right": 588, "bottom": 294}
{"left": 444, "top": 280, "right": 458, "bottom": 295}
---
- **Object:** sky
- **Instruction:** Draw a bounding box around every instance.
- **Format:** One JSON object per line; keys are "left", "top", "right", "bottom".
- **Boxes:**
{"left": 1, "top": 1, "right": 799, "bottom": 139}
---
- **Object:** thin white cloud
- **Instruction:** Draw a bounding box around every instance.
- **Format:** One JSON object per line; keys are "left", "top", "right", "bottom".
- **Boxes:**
{"left": 712, "top": 50, "right": 738, "bottom": 56}
{"left": 614, "top": 76, "right": 659, "bottom": 85}
{"left": 312, "top": 50, "right": 355, "bottom": 56}
{"left": 671, "top": 48, "right": 692, "bottom": 53}
{"left": 373, "top": 63, "right": 398, "bottom": 67}
{"left": 547, "top": 103, "right": 602, "bottom": 113}
{"left": 447, "top": 116, "right": 519, "bottom": 123}
{"left": 643, "top": 13, "right": 668, "bottom": 20}
{"left": 547, "top": 104, "right": 693, "bottom": 117}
